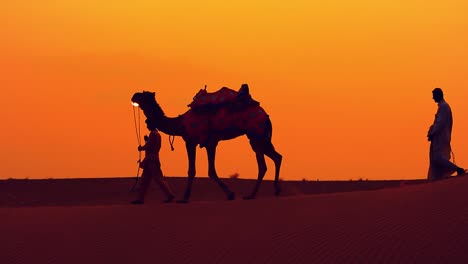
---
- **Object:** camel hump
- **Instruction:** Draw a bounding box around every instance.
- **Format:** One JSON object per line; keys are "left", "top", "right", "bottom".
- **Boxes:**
{"left": 188, "top": 84, "right": 257, "bottom": 109}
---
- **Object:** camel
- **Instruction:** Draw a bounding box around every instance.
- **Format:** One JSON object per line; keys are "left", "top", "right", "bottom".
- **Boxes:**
{"left": 131, "top": 85, "right": 282, "bottom": 202}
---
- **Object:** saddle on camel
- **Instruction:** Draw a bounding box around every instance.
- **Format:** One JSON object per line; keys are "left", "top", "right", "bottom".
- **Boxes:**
{"left": 188, "top": 84, "right": 259, "bottom": 111}
{"left": 184, "top": 84, "right": 264, "bottom": 148}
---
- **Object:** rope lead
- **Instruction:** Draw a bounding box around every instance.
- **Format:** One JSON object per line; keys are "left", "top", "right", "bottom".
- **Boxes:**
{"left": 169, "top": 135, "right": 175, "bottom": 151}
{"left": 131, "top": 106, "right": 142, "bottom": 192}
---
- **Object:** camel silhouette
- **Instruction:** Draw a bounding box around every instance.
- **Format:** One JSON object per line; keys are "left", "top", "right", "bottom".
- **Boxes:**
{"left": 131, "top": 85, "right": 282, "bottom": 202}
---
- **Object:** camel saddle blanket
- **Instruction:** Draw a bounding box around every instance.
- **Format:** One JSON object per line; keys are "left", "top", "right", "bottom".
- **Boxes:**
{"left": 182, "top": 105, "right": 270, "bottom": 147}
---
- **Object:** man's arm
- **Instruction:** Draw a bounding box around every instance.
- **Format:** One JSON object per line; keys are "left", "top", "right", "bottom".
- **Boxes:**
{"left": 429, "top": 104, "right": 449, "bottom": 138}
{"left": 139, "top": 131, "right": 161, "bottom": 151}
{"left": 138, "top": 135, "right": 151, "bottom": 151}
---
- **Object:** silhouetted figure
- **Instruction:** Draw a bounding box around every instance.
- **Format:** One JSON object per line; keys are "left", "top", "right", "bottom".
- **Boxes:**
{"left": 131, "top": 119, "right": 175, "bottom": 204}
{"left": 427, "top": 88, "right": 465, "bottom": 180}
{"left": 131, "top": 86, "right": 282, "bottom": 203}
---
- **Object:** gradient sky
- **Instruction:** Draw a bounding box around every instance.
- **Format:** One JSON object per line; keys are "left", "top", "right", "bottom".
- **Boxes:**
{"left": 2, "top": 0, "right": 468, "bottom": 180}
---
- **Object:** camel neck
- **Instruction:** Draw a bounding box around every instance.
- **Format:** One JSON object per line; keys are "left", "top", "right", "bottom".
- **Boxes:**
{"left": 140, "top": 100, "right": 184, "bottom": 137}
{"left": 156, "top": 115, "right": 184, "bottom": 136}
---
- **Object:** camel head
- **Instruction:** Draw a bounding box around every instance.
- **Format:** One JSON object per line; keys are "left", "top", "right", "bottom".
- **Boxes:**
{"left": 131, "top": 91, "right": 156, "bottom": 109}
{"left": 131, "top": 91, "right": 165, "bottom": 121}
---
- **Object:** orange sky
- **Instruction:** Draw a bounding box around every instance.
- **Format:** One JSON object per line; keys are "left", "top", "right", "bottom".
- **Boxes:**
{"left": 1, "top": 0, "right": 468, "bottom": 181}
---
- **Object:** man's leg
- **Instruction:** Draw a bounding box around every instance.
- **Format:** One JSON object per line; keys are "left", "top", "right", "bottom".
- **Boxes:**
{"left": 131, "top": 169, "right": 152, "bottom": 204}
{"left": 153, "top": 167, "right": 175, "bottom": 203}
{"left": 432, "top": 155, "right": 464, "bottom": 177}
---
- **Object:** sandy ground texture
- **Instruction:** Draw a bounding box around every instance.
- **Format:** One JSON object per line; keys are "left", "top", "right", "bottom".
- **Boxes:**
{"left": 0, "top": 177, "right": 423, "bottom": 207}
{"left": 1, "top": 176, "right": 467, "bottom": 263}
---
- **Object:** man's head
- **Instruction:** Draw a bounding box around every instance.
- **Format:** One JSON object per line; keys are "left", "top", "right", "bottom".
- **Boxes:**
{"left": 432, "top": 88, "right": 444, "bottom": 103}
{"left": 145, "top": 119, "right": 157, "bottom": 131}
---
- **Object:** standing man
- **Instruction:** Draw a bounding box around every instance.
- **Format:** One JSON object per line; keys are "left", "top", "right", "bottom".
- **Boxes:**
{"left": 131, "top": 119, "right": 175, "bottom": 204}
{"left": 427, "top": 88, "right": 465, "bottom": 180}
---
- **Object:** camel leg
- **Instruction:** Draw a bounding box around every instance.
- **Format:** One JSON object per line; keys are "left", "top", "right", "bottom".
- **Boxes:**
{"left": 264, "top": 142, "right": 282, "bottom": 196}
{"left": 177, "top": 142, "right": 197, "bottom": 203}
{"left": 244, "top": 151, "right": 267, "bottom": 200}
{"left": 244, "top": 139, "right": 267, "bottom": 200}
{"left": 206, "top": 143, "right": 235, "bottom": 200}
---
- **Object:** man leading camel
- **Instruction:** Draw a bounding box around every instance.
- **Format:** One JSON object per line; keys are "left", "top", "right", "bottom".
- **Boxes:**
{"left": 427, "top": 88, "right": 465, "bottom": 180}
{"left": 131, "top": 119, "right": 175, "bottom": 204}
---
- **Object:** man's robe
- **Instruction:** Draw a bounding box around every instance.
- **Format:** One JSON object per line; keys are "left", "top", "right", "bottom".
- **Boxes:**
{"left": 427, "top": 99, "right": 457, "bottom": 180}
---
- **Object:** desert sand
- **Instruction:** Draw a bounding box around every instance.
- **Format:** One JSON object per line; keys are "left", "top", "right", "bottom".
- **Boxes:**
{"left": 0, "top": 176, "right": 467, "bottom": 263}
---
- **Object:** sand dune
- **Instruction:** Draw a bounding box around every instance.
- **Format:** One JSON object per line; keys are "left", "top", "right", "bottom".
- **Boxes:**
{"left": 0, "top": 176, "right": 467, "bottom": 263}
{"left": 0, "top": 177, "right": 423, "bottom": 207}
